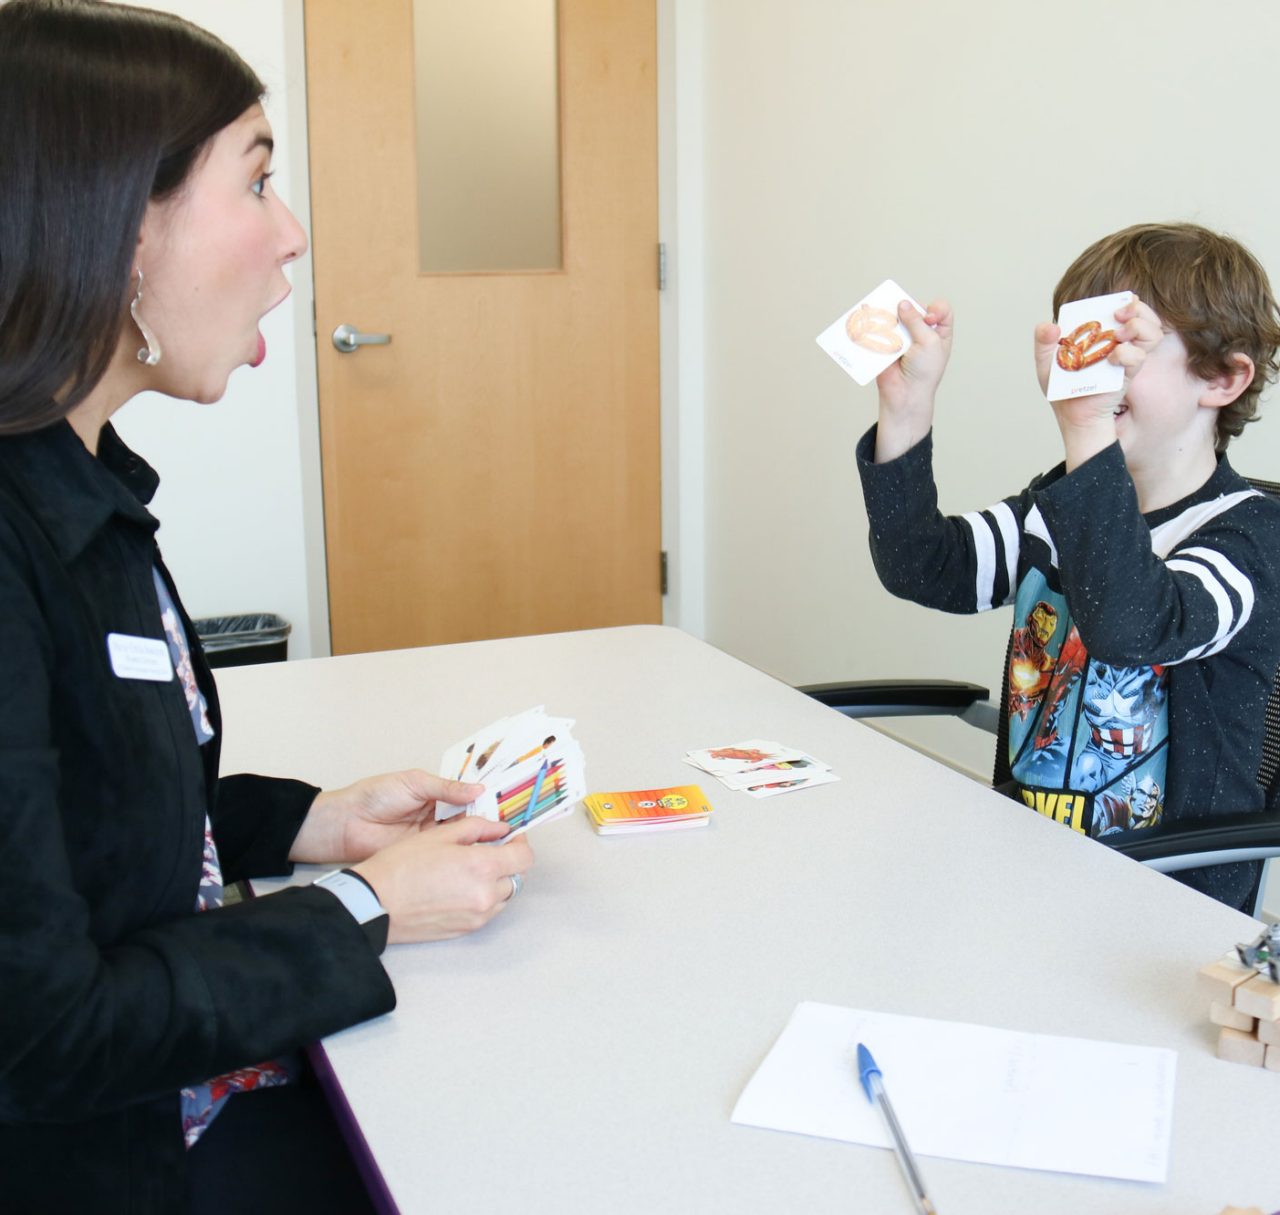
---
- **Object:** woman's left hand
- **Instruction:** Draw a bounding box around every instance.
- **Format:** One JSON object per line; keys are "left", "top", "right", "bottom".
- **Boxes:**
{"left": 290, "top": 770, "right": 485, "bottom": 864}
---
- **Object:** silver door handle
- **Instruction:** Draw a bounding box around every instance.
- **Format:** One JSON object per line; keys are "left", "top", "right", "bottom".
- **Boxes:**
{"left": 332, "top": 323, "right": 392, "bottom": 354}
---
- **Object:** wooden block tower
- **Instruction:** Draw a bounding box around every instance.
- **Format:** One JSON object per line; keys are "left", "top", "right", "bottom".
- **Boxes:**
{"left": 1199, "top": 925, "right": 1280, "bottom": 1072}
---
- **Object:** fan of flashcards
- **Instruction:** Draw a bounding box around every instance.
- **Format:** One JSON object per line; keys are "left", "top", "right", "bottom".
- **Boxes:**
{"left": 437, "top": 706, "right": 586, "bottom": 838}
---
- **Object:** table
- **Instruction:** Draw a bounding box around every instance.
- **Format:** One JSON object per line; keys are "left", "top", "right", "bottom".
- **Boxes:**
{"left": 221, "top": 626, "right": 1280, "bottom": 1213}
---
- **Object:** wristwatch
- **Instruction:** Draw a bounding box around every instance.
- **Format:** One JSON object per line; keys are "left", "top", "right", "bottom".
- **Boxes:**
{"left": 313, "top": 868, "right": 390, "bottom": 954}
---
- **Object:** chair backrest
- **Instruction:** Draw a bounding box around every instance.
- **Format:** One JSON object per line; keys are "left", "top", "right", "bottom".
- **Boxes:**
{"left": 991, "top": 475, "right": 1280, "bottom": 811}
{"left": 1251, "top": 477, "right": 1280, "bottom": 810}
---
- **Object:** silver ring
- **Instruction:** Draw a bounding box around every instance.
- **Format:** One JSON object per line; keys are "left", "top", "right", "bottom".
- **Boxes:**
{"left": 507, "top": 872, "right": 523, "bottom": 901}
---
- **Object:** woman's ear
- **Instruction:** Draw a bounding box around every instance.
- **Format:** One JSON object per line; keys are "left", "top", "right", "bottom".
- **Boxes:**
{"left": 1200, "top": 352, "right": 1255, "bottom": 410}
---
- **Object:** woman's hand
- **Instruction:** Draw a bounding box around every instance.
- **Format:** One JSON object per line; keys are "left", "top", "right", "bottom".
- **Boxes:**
{"left": 352, "top": 816, "right": 535, "bottom": 943}
{"left": 291, "top": 769, "right": 485, "bottom": 864}
{"left": 873, "top": 298, "right": 953, "bottom": 463}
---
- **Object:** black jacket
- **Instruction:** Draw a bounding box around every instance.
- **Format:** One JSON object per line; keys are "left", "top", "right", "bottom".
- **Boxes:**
{"left": 0, "top": 422, "right": 395, "bottom": 1212}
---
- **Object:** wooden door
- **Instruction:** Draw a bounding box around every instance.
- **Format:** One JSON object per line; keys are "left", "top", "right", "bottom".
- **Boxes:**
{"left": 305, "top": 0, "right": 661, "bottom": 654}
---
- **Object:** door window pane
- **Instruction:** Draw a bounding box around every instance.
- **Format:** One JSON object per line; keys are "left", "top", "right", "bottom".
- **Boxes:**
{"left": 413, "top": 0, "right": 562, "bottom": 273}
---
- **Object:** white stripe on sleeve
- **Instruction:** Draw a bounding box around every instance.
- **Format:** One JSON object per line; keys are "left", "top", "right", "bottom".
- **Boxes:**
{"left": 1023, "top": 505, "right": 1059, "bottom": 570}
{"left": 1168, "top": 546, "right": 1255, "bottom": 660}
{"left": 990, "top": 502, "right": 1020, "bottom": 606}
{"left": 961, "top": 511, "right": 997, "bottom": 611}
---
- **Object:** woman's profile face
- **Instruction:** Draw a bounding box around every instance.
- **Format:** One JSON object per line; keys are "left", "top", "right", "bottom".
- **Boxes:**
{"left": 136, "top": 104, "right": 307, "bottom": 404}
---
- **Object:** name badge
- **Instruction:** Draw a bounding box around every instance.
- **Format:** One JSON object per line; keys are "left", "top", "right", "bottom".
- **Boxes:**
{"left": 107, "top": 633, "right": 174, "bottom": 682}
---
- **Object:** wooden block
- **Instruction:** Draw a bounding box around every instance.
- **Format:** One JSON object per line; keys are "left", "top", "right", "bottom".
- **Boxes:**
{"left": 1234, "top": 973, "right": 1280, "bottom": 1021}
{"left": 1257, "top": 1015, "right": 1280, "bottom": 1046}
{"left": 1198, "top": 955, "right": 1256, "bottom": 1004}
{"left": 1209, "top": 1000, "right": 1256, "bottom": 1031}
{"left": 1266, "top": 1044, "right": 1280, "bottom": 1073}
{"left": 1217, "top": 1025, "right": 1265, "bottom": 1067}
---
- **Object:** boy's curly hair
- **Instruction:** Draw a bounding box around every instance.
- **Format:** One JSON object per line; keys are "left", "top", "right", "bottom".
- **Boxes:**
{"left": 1053, "top": 223, "right": 1280, "bottom": 452}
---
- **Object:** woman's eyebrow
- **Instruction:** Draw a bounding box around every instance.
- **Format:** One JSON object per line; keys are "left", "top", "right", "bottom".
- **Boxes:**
{"left": 244, "top": 132, "right": 275, "bottom": 157}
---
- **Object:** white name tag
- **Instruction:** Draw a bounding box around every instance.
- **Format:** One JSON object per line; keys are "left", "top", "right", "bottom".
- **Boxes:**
{"left": 107, "top": 633, "right": 174, "bottom": 682}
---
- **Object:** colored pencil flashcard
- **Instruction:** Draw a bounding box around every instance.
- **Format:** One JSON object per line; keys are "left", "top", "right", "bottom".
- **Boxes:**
{"left": 816, "top": 279, "right": 925, "bottom": 386}
{"left": 1046, "top": 291, "right": 1132, "bottom": 402}
{"left": 437, "top": 707, "right": 586, "bottom": 837}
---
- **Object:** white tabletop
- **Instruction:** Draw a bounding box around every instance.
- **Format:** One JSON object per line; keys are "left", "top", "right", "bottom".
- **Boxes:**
{"left": 219, "top": 625, "right": 1279, "bottom": 1213}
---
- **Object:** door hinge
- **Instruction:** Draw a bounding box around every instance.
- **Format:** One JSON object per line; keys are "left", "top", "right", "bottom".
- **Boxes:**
{"left": 660, "top": 550, "right": 669, "bottom": 596}
{"left": 657, "top": 242, "right": 667, "bottom": 292}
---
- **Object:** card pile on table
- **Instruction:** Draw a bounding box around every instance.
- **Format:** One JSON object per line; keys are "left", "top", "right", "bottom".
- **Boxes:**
{"left": 683, "top": 740, "right": 838, "bottom": 798}
{"left": 583, "top": 785, "right": 713, "bottom": 835}
{"left": 437, "top": 705, "right": 586, "bottom": 838}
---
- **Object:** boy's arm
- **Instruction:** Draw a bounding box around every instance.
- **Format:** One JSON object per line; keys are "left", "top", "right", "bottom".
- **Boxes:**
{"left": 1034, "top": 446, "right": 1280, "bottom": 668}
{"left": 858, "top": 296, "right": 1030, "bottom": 614}
{"left": 872, "top": 298, "right": 953, "bottom": 463}
{"left": 856, "top": 425, "right": 1031, "bottom": 615}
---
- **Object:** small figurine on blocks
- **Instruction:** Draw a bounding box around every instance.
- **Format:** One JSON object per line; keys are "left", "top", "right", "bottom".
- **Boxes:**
{"left": 1198, "top": 924, "right": 1280, "bottom": 1071}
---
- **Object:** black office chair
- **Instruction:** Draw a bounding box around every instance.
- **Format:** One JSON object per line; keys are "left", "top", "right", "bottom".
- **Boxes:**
{"left": 801, "top": 476, "right": 1280, "bottom": 918}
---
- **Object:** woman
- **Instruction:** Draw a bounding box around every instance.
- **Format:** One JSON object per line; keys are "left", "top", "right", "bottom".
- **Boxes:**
{"left": 0, "top": 2, "right": 534, "bottom": 1210}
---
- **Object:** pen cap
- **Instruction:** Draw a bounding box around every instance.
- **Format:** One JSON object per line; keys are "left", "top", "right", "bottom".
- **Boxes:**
{"left": 855, "top": 1043, "right": 881, "bottom": 1101}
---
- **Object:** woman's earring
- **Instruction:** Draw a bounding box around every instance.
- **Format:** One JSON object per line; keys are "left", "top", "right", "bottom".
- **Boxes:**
{"left": 130, "top": 269, "right": 162, "bottom": 367}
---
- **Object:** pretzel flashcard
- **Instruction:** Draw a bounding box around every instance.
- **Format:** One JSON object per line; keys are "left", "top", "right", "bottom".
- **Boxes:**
{"left": 1046, "top": 291, "right": 1132, "bottom": 402}
{"left": 816, "top": 280, "right": 924, "bottom": 386}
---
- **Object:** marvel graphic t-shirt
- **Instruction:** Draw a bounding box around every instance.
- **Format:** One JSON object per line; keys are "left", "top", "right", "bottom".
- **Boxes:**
{"left": 1005, "top": 570, "right": 1168, "bottom": 836}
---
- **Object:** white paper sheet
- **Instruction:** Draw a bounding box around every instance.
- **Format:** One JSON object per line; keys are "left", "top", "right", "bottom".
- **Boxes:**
{"left": 731, "top": 1002, "right": 1176, "bottom": 1184}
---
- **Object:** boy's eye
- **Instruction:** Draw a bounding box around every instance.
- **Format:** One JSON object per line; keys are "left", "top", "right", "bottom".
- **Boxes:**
{"left": 251, "top": 171, "right": 275, "bottom": 198}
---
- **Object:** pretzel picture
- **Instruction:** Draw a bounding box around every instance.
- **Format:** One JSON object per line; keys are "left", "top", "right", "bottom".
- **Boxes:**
{"left": 1056, "top": 320, "right": 1118, "bottom": 372}
{"left": 845, "top": 305, "right": 903, "bottom": 355}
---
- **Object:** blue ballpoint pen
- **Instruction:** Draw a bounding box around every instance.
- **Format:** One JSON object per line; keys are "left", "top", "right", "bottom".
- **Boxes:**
{"left": 856, "top": 1043, "right": 938, "bottom": 1215}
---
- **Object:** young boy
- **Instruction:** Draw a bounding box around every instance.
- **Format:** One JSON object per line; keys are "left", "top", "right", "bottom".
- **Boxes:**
{"left": 856, "top": 223, "right": 1280, "bottom": 910}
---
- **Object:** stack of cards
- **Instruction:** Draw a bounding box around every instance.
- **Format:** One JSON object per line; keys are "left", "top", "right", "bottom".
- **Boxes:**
{"left": 684, "top": 741, "right": 838, "bottom": 798}
{"left": 438, "top": 706, "right": 586, "bottom": 838}
{"left": 583, "top": 785, "right": 713, "bottom": 835}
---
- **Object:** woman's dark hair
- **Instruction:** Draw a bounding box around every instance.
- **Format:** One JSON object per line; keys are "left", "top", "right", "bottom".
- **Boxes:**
{"left": 0, "top": 0, "right": 264, "bottom": 434}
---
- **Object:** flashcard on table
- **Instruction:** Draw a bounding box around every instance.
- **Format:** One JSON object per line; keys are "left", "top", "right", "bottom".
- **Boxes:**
{"left": 1046, "top": 291, "right": 1132, "bottom": 402}
{"left": 685, "top": 741, "right": 811, "bottom": 777}
{"left": 437, "top": 706, "right": 585, "bottom": 838}
{"left": 739, "top": 769, "right": 841, "bottom": 799}
{"left": 717, "top": 754, "right": 831, "bottom": 791}
{"left": 816, "top": 279, "right": 924, "bottom": 386}
{"left": 583, "top": 785, "right": 713, "bottom": 835}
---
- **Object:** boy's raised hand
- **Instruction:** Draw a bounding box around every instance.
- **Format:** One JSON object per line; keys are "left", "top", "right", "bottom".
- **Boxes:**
{"left": 1035, "top": 296, "right": 1164, "bottom": 470}
{"left": 873, "top": 298, "right": 953, "bottom": 463}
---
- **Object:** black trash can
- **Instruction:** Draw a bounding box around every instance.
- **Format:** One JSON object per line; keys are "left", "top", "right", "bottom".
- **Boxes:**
{"left": 193, "top": 613, "right": 291, "bottom": 669}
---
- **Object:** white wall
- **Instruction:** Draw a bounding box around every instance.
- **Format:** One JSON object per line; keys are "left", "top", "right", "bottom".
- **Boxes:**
{"left": 691, "top": 0, "right": 1280, "bottom": 914}
{"left": 113, "top": 0, "right": 328, "bottom": 659}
